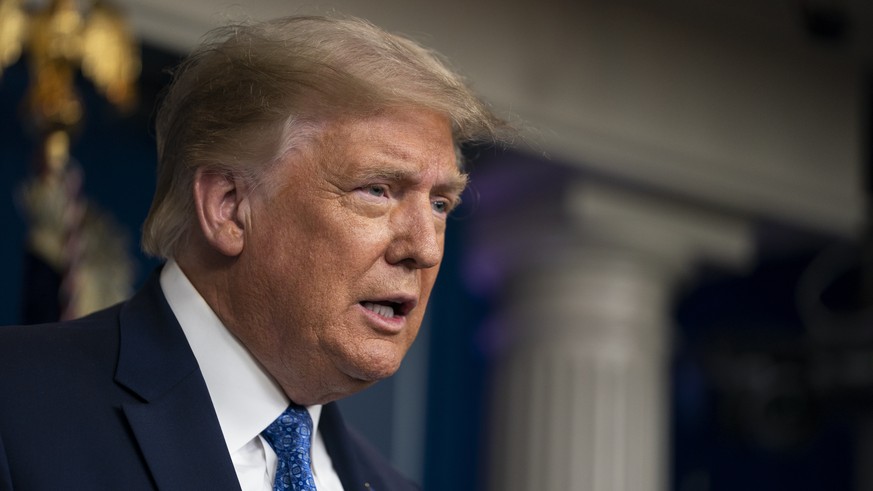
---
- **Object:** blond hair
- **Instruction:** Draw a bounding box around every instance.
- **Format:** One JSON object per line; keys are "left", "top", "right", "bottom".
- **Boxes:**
{"left": 141, "top": 15, "right": 505, "bottom": 259}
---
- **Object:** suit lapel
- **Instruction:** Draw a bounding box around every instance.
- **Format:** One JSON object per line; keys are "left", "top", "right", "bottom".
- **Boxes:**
{"left": 122, "top": 376, "right": 240, "bottom": 490}
{"left": 321, "top": 402, "right": 368, "bottom": 490}
{"left": 115, "top": 271, "right": 241, "bottom": 491}
{"left": 321, "top": 403, "right": 420, "bottom": 491}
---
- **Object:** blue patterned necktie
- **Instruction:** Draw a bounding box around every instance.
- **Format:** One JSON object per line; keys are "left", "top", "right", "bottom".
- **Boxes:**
{"left": 261, "top": 404, "right": 318, "bottom": 491}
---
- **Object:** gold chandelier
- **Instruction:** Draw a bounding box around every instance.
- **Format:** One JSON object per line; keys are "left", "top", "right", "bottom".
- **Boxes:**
{"left": 1, "top": 0, "right": 139, "bottom": 132}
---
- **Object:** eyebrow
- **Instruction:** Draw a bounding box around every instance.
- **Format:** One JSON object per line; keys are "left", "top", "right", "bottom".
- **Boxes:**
{"left": 437, "top": 173, "right": 470, "bottom": 197}
{"left": 357, "top": 167, "right": 469, "bottom": 196}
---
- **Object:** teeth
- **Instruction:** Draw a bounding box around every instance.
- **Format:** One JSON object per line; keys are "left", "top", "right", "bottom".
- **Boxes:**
{"left": 363, "top": 302, "right": 396, "bottom": 318}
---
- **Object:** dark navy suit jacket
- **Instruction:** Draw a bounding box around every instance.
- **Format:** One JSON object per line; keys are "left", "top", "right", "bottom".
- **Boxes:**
{"left": 0, "top": 272, "right": 418, "bottom": 490}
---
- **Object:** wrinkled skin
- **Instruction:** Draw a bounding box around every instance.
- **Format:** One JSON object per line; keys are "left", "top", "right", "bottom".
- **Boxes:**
{"left": 184, "top": 109, "right": 466, "bottom": 405}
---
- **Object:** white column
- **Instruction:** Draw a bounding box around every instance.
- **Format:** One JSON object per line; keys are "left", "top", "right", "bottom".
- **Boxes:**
{"left": 487, "top": 181, "right": 753, "bottom": 491}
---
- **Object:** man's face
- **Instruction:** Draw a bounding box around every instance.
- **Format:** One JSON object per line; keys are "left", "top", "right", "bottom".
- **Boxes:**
{"left": 229, "top": 109, "right": 465, "bottom": 404}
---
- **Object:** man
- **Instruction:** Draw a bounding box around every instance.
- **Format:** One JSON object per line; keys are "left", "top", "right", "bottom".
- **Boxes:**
{"left": 0, "top": 15, "right": 503, "bottom": 490}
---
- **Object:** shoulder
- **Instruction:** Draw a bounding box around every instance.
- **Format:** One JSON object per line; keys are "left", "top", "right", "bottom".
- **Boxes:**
{"left": 0, "top": 304, "right": 125, "bottom": 402}
{"left": 0, "top": 304, "right": 122, "bottom": 364}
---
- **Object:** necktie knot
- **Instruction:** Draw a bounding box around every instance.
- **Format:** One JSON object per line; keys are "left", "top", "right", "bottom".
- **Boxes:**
{"left": 261, "top": 404, "right": 317, "bottom": 491}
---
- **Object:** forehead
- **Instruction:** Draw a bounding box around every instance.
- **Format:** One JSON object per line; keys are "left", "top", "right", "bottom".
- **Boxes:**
{"left": 323, "top": 109, "right": 465, "bottom": 182}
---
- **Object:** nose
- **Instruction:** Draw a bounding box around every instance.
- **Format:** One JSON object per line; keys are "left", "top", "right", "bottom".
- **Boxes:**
{"left": 386, "top": 198, "right": 443, "bottom": 269}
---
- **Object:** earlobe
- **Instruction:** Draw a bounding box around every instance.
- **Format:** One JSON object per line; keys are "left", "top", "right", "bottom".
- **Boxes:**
{"left": 193, "top": 168, "right": 247, "bottom": 257}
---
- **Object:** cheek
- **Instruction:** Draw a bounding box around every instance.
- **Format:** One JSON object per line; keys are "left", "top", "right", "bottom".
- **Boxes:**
{"left": 301, "top": 202, "right": 393, "bottom": 261}
{"left": 338, "top": 208, "right": 395, "bottom": 242}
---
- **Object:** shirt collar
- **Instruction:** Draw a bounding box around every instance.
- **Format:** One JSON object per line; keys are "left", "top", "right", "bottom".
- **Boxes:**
{"left": 159, "top": 260, "right": 322, "bottom": 454}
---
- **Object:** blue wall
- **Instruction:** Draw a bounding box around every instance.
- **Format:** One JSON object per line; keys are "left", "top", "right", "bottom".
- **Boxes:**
{"left": 0, "top": 47, "right": 176, "bottom": 324}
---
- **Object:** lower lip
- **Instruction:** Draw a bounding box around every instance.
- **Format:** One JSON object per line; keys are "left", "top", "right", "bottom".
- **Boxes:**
{"left": 358, "top": 303, "right": 406, "bottom": 334}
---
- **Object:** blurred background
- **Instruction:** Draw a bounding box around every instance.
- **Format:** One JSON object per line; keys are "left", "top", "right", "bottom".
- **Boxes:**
{"left": 0, "top": 0, "right": 870, "bottom": 490}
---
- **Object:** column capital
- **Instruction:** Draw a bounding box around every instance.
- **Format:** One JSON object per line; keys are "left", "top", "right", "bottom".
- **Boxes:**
{"left": 464, "top": 166, "right": 755, "bottom": 298}
{"left": 567, "top": 180, "right": 754, "bottom": 275}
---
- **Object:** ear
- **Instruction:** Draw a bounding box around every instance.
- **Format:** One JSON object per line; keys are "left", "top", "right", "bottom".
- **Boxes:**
{"left": 192, "top": 168, "right": 249, "bottom": 257}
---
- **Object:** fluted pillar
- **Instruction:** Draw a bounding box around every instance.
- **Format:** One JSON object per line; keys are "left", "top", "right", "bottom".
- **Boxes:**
{"left": 486, "top": 180, "right": 753, "bottom": 491}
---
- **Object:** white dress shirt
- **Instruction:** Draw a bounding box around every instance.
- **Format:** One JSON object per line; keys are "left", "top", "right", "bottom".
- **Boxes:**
{"left": 160, "top": 260, "right": 345, "bottom": 491}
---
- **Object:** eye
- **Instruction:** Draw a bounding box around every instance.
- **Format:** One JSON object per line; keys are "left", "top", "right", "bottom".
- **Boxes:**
{"left": 432, "top": 198, "right": 451, "bottom": 215}
{"left": 363, "top": 184, "right": 388, "bottom": 198}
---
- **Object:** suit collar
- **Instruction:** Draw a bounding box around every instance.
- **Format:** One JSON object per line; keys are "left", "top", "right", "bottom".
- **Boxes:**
{"left": 115, "top": 269, "right": 241, "bottom": 491}
{"left": 115, "top": 268, "right": 199, "bottom": 401}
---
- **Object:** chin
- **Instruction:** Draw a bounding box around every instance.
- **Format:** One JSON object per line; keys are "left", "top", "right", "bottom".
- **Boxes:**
{"left": 340, "top": 345, "right": 406, "bottom": 383}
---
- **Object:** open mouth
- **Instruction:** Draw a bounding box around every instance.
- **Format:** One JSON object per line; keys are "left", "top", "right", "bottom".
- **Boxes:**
{"left": 360, "top": 300, "right": 414, "bottom": 318}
